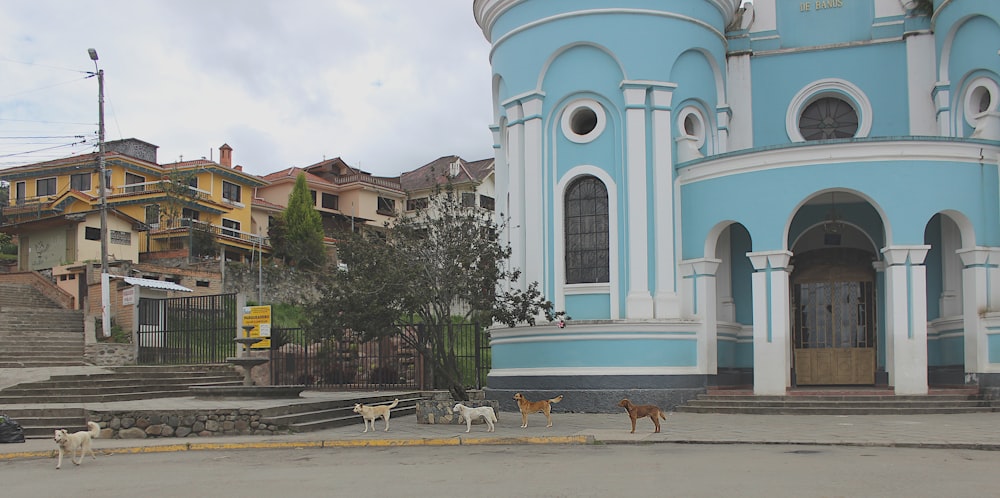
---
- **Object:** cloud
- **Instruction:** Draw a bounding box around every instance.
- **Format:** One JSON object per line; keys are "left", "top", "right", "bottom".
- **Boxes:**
{"left": 0, "top": 0, "right": 494, "bottom": 177}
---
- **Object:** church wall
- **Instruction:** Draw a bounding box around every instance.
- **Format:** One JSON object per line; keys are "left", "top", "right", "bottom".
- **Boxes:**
{"left": 749, "top": 42, "right": 909, "bottom": 147}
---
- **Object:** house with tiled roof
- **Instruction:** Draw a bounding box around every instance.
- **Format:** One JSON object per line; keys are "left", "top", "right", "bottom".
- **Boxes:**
{"left": 399, "top": 155, "right": 495, "bottom": 214}
{"left": 255, "top": 157, "right": 406, "bottom": 244}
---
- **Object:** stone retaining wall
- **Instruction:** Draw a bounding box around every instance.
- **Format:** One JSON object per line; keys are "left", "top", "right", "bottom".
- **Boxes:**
{"left": 415, "top": 398, "right": 500, "bottom": 425}
{"left": 88, "top": 409, "right": 282, "bottom": 438}
{"left": 85, "top": 343, "right": 135, "bottom": 366}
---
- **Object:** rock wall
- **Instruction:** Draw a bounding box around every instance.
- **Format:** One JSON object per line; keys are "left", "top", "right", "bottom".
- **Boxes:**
{"left": 85, "top": 343, "right": 136, "bottom": 366}
{"left": 89, "top": 409, "right": 281, "bottom": 438}
{"left": 224, "top": 262, "right": 322, "bottom": 305}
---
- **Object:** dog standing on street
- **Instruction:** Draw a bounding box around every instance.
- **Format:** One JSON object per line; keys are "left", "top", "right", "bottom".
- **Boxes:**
{"left": 54, "top": 421, "right": 101, "bottom": 469}
{"left": 453, "top": 403, "right": 498, "bottom": 433}
{"left": 618, "top": 398, "right": 668, "bottom": 433}
{"left": 513, "top": 392, "right": 564, "bottom": 428}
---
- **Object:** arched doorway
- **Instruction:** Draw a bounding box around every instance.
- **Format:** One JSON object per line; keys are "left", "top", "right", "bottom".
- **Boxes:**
{"left": 791, "top": 248, "right": 877, "bottom": 385}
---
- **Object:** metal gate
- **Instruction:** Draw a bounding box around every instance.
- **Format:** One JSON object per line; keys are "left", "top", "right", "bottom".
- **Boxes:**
{"left": 269, "top": 323, "right": 491, "bottom": 390}
{"left": 137, "top": 293, "right": 237, "bottom": 364}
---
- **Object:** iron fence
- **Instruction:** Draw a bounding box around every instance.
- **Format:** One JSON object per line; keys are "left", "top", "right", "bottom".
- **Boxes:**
{"left": 136, "top": 293, "right": 237, "bottom": 364}
{"left": 269, "top": 323, "right": 491, "bottom": 390}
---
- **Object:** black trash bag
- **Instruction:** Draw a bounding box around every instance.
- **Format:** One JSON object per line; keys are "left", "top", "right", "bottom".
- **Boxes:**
{"left": 0, "top": 415, "right": 26, "bottom": 443}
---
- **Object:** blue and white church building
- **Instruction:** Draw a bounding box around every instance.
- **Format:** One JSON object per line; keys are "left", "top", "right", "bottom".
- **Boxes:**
{"left": 474, "top": 0, "right": 1000, "bottom": 411}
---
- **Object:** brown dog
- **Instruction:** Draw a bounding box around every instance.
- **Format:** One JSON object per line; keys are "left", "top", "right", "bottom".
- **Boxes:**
{"left": 618, "top": 398, "right": 667, "bottom": 433}
{"left": 513, "top": 392, "right": 564, "bottom": 428}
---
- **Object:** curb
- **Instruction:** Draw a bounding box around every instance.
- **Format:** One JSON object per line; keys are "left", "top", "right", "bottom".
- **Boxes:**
{"left": 0, "top": 435, "right": 595, "bottom": 462}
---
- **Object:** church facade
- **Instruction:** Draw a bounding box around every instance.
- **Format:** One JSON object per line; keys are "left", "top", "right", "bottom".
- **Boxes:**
{"left": 474, "top": 0, "right": 1000, "bottom": 411}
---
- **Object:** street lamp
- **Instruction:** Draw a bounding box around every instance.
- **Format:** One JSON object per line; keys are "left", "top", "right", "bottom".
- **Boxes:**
{"left": 88, "top": 48, "right": 110, "bottom": 338}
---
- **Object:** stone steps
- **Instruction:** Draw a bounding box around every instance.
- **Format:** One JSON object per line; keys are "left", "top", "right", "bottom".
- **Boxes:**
{"left": 0, "top": 365, "right": 244, "bottom": 405}
{"left": 676, "top": 389, "right": 994, "bottom": 415}
{"left": 259, "top": 393, "right": 422, "bottom": 432}
{"left": 0, "top": 408, "right": 88, "bottom": 439}
{"left": 0, "top": 283, "right": 85, "bottom": 367}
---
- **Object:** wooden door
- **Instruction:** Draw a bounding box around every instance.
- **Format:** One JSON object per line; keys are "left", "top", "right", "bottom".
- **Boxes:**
{"left": 791, "top": 249, "right": 877, "bottom": 385}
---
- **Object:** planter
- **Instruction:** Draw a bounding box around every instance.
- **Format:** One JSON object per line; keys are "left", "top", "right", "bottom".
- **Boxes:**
{"left": 415, "top": 398, "right": 500, "bottom": 425}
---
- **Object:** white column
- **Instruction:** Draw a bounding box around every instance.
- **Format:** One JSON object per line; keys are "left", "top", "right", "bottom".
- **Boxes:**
{"left": 502, "top": 99, "right": 526, "bottom": 291}
{"left": 934, "top": 84, "right": 951, "bottom": 136}
{"left": 622, "top": 82, "right": 654, "bottom": 318}
{"left": 905, "top": 25, "right": 937, "bottom": 136}
{"left": 716, "top": 228, "right": 735, "bottom": 322}
{"left": 748, "top": 250, "right": 793, "bottom": 395}
{"left": 521, "top": 94, "right": 545, "bottom": 292}
{"left": 650, "top": 84, "right": 680, "bottom": 318}
{"left": 939, "top": 218, "right": 963, "bottom": 316}
{"left": 491, "top": 122, "right": 512, "bottom": 294}
{"left": 957, "top": 247, "right": 1000, "bottom": 373}
{"left": 725, "top": 50, "right": 753, "bottom": 151}
{"left": 680, "top": 258, "right": 721, "bottom": 375}
{"left": 882, "top": 245, "right": 931, "bottom": 395}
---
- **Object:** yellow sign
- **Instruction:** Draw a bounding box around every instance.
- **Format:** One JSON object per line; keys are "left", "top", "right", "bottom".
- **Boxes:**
{"left": 242, "top": 305, "right": 272, "bottom": 349}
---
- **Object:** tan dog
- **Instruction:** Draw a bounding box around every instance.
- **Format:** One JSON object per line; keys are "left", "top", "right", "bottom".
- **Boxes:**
{"left": 618, "top": 398, "right": 667, "bottom": 433}
{"left": 54, "top": 421, "right": 101, "bottom": 469}
{"left": 513, "top": 392, "right": 563, "bottom": 428}
{"left": 353, "top": 399, "right": 399, "bottom": 432}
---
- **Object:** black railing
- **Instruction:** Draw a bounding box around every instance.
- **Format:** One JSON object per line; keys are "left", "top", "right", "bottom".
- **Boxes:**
{"left": 136, "top": 293, "right": 237, "bottom": 364}
{"left": 270, "top": 323, "right": 490, "bottom": 390}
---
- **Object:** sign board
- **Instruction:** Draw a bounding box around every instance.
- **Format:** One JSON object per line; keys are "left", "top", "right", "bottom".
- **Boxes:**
{"left": 241, "top": 305, "right": 272, "bottom": 349}
{"left": 122, "top": 287, "right": 135, "bottom": 306}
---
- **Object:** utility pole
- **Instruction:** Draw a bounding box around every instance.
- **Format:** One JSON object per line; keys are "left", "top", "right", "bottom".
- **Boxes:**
{"left": 88, "top": 48, "right": 110, "bottom": 338}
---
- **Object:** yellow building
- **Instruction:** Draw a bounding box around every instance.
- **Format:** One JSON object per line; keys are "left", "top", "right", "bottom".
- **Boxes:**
{"left": 0, "top": 139, "right": 268, "bottom": 273}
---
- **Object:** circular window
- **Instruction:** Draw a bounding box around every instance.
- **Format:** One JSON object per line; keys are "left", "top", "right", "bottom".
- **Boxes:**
{"left": 676, "top": 106, "right": 707, "bottom": 150}
{"left": 964, "top": 78, "right": 999, "bottom": 128}
{"left": 561, "top": 99, "right": 606, "bottom": 144}
{"left": 798, "top": 97, "right": 859, "bottom": 141}
{"left": 570, "top": 107, "right": 598, "bottom": 135}
{"left": 786, "top": 79, "right": 872, "bottom": 142}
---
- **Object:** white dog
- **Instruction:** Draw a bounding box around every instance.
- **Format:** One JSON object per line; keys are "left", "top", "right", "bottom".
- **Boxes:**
{"left": 54, "top": 421, "right": 101, "bottom": 469}
{"left": 453, "top": 403, "right": 497, "bottom": 433}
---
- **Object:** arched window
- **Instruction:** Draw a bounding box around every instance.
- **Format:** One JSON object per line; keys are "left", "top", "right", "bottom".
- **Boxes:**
{"left": 565, "top": 176, "right": 609, "bottom": 284}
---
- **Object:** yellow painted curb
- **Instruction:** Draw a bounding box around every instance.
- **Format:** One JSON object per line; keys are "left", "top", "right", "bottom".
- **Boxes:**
{"left": 189, "top": 441, "right": 324, "bottom": 451}
{"left": 108, "top": 444, "right": 190, "bottom": 454}
{"left": 322, "top": 438, "right": 462, "bottom": 447}
{"left": 0, "top": 450, "right": 53, "bottom": 460}
{"left": 460, "top": 435, "right": 594, "bottom": 445}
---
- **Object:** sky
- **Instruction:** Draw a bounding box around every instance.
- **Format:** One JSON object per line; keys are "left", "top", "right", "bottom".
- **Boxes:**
{"left": 0, "top": 1, "right": 495, "bottom": 178}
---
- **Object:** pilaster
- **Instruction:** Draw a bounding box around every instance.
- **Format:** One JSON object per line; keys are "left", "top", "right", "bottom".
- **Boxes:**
{"left": 621, "top": 82, "right": 653, "bottom": 319}
{"left": 680, "top": 258, "right": 721, "bottom": 375}
{"left": 881, "top": 245, "right": 930, "bottom": 395}
{"left": 747, "top": 250, "right": 793, "bottom": 395}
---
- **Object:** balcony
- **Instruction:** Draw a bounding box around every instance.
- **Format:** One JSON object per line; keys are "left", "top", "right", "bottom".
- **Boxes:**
{"left": 142, "top": 219, "right": 269, "bottom": 253}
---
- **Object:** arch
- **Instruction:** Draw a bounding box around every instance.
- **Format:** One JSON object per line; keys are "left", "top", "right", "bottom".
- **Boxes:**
{"left": 937, "top": 14, "right": 1000, "bottom": 85}
{"left": 704, "top": 219, "right": 742, "bottom": 260}
{"left": 938, "top": 209, "right": 977, "bottom": 250}
{"left": 669, "top": 47, "right": 727, "bottom": 109}
{"left": 554, "top": 165, "right": 621, "bottom": 319}
{"left": 492, "top": 73, "right": 508, "bottom": 123}
{"left": 784, "top": 188, "right": 892, "bottom": 252}
{"left": 537, "top": 42, "right": 628, "bottom": 93}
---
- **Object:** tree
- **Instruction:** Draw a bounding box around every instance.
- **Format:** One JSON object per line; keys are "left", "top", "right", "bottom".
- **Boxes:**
{"left": 273, "top": 174, "right": 327, "bottom": 270}
{"left": 305, "top": 185, "right": 563, "bottom": 401}
{"left": 158, "top": 168, "right": 204, "bottom": 254}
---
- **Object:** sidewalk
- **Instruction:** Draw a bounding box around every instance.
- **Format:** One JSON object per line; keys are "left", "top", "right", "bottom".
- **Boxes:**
{"left": 4, "top": 407, "right": 1000, "bottom": 462}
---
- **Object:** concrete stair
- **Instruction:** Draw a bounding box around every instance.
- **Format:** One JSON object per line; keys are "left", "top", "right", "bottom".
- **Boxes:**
{"left": 0, "top": 364, "right": 244, "bottom": 404}
{"left": 259, "top": 393, "right": 422, "bottom": 433}
{"left": 0, "top": 407, "right": 88, "bottom": 439}
{"left": 676, "top": 387, "right": 993, "bottom": 415}
{"left": 0, "top": 282, "right": 86, "bottom": 368}
{"left": 0, "top": 365, "right": 247, "bottom": 438}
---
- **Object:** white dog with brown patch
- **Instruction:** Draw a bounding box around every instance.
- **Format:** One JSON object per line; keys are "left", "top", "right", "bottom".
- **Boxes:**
{"left": 452, "top": 403, "right": 497, "bottom": 433}
{"left": 54, "top": 421, "right": 100, "bottom": 469}
{"left": 353, "top": 399, "right": 399, "bottom": 432}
